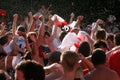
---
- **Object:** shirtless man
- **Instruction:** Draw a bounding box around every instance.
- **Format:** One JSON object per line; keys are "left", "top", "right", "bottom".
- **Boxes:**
{"left": 56, "top": 51, "right": 80, "bottom": 80}
{"left": 84, "top": 48, "right": 120, "bottom": 80}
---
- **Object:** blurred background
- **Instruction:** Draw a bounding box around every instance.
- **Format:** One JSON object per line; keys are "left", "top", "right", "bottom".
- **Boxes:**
{"left": 0, "top": 0, "right": 120, "bottom": 26}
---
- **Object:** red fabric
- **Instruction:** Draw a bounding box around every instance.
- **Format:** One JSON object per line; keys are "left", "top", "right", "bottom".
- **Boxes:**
{"left": 62, "top": 21, "right": 68, "bottom": 25}
{"left": 83, "top": 68, "right": 89, "bottom": 75}
{"left": 0, "top": 9, "right": 6, "bottom": 16}
{"left": 57, "top": 21, "right": 68, "bottom": 27}
{"left": 39, "top": 47, "right": 44, "bottom": 57}
{"left": 77, "top": 37, "right": 82, "bottom": 41}
{"left": 74, "top": 42, "right": 80, "bottom": 48}
{"left": 107, "top": 49, "right": 120, "bottom": 77}
{"left": 57, "top": 22, "right": 63, "bottom": 27}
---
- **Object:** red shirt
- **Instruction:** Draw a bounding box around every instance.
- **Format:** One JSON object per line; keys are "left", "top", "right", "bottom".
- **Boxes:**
{"left": 107, "top": 49, "right": 120, "bottom": 76}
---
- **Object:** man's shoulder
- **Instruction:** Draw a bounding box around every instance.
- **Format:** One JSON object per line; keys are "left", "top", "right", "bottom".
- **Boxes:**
{"left": 109, "top": 48, "right": 120, "bottom": 57}
{"left": 106, "top": 69, "right": 120, "bottom": 80}
{"left": 84, "top": 69, "right": 119, "bottom": 80}
{"left": 107, "top": 46, "right": 120, "bottom": 58}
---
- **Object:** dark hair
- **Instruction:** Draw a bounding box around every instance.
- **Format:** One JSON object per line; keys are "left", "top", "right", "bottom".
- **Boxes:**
{"left": 27, "top": 32, "right": 37, "bottom": 43}
{"left": 44, "top": 24, "right": 50, "bottom": 32}
{"left": 17, "top": 25, "right": 26, "bottom": 32}
{"left": 0, "top": 51, "right": 6, "bottom": 58}
{"left": 0, "top": 35, "right": 8, "bottom": 45}
{"left": 91, "top": 49, "right": 106, "bottom": 66}
{"left": 22, "top": 51, "right": 32, "bottom": 60}
{"left": 49, "top": 51, "right": 61, "bottom": 63}
{"left": 95, "top": 29, "right": 106, "bottom": 40}
{"left": 78, "top": 41, "right": 91, "bottom": 57}
{"left": 114, "top": 33, "right": 120, "bottom": 46}
{"left": 93, "top": 40, "right": 107, "bottom": 49}
{"left": 106, "top": 33, "right": 114, "bottom": 42}
{"left": 15, "top": 60, "right": 45, "bottom": 80}
{"left": 59, "top": 31, "right": 67, "bottom": 42}
{"left": 44, "top": 32, "right": 50, "bottom": 37}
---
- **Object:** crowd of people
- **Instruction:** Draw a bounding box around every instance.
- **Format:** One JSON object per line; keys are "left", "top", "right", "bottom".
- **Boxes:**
{"left": 0, "top": 11, "right": 120, "bottom": 80}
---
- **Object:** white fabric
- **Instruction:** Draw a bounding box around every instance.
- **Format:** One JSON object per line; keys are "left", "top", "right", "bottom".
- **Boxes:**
{"left": 51, "top": 14, "right": 65, "bottom": 22}
{"left": 53, "top": 38, "right": 61, "bottom": 51}
{"left": 16, "top": 36, "right": 26, "bottom": 49}
{"left": 3, "top": 41, "right": 12, "bottom": 55}
{"left": 70, "top": 45, "right": 77, "bottom": 52}
{"left": 52, "top": 25, "right": 61, "bottom": 39}
{"left": 77, "top": 31, "right": 89, "bottom": 41}
{"left": 69, "top": 21, "right": 76, "bottom": 29}
{"left": 68, "top": 21, "right": 80, "bottom": 30}
{"left": 107, "top": 15, "right": 116, "bottom": 23}
{"left": 12, "top": 55, "right": 22, "bottom": 69}
{"left": 91, "top": 22, "right": 101, "bottom": 31}
{"left": 58, "top": 32, "right": 79, "bottom": 52}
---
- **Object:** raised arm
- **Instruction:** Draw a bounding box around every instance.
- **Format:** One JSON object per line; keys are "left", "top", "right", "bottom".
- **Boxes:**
{"left": 78, "top": 53, "right": 94, "bottom": 71}
{"left": 46, "top": 14, "right": 54, "bottom": 32}
{"left": 51, "top": 16, "right": 59, "bottom": 38}
{"left": 28, "top": 12, "right": 40, "bottom": 32}
{"left": 74, "top": 15, "right": 84, "bottom": 28}
{"left": 0, "top": 22, "right": 6, "bottom": 36}
{"left": 36, "top": 15, "right": 45, "bottom": 47}
{"left": 39, "top": 15, "right": 45, "bottom": 37}
{"left": 27, "top": 12, "right": 34, "bottom": 32}
{"left": 90, "top": 19, "right": 104, "bottom": 40}
{"left": 69, "top": 12, "right": 75, "bottom": 24}
{"left": 12, "top": 14, "right": 18, "bottom": 36}
{"left": 24, "top": 16, "right": 29, "bottom": 32}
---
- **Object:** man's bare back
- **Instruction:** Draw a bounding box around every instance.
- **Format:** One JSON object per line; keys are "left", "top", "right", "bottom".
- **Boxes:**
{"left": 84, "top": 49, "right": 120, "bottom": 80}
{"left": 84, "top": 66, "right": 120, "bottom": 80}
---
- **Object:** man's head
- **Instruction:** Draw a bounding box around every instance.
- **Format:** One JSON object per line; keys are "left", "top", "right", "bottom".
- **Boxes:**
{"left": 27, "top": 32, "right": 37, "bottom": 43}
{"left": 48, "top": 51, "right": 61, "bottom": 64}
{"left": 43, "top": 32, "right": 51, "bottom": 44}
{"left": 95, "top": 29, "right": 106, "bottom": 40}
{"left": 17, "top": 25, "right": 26, "bottom": 36}
{"left": 114, "top": 33, "right": 120, "bottom": 46}
{"left": 60, "top": 51, "right": 79, "bottom": 71}
{"left": 93, "top": 40, "right": 108, "bottom": 52}
{"left": 91, "top": 48, "right": 106, "bottom": 66}
{"left": 78, "top": 41, "right": 91, "bottom": 57}
{"left": 106, "top": 33, "right": 114, "bottom": 49}
{"left": 15, "top": 60, "right": 45, "bottom": 80}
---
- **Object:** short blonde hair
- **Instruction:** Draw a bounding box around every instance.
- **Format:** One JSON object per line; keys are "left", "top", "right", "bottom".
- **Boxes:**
{"left": 61, "top": 51, "right": 79, "bottom": 71}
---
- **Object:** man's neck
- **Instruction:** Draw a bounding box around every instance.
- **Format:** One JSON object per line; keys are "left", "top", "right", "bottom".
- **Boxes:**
{"left": 95, "top": 64, "right": 107, "bottom": 69}
{"left": 63, "top": 71, "right": 76, "bottom": 80}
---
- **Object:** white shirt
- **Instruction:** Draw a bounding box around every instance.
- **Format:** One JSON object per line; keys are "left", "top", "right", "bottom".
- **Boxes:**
{"left": 3, "top": 41, "right": 13, "bottom": 55}
{"left": 16, "top": 36, "right": 26, "bottom": 49}
{"left": 53, "top": 38, "right": 61, "bottom": 51}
